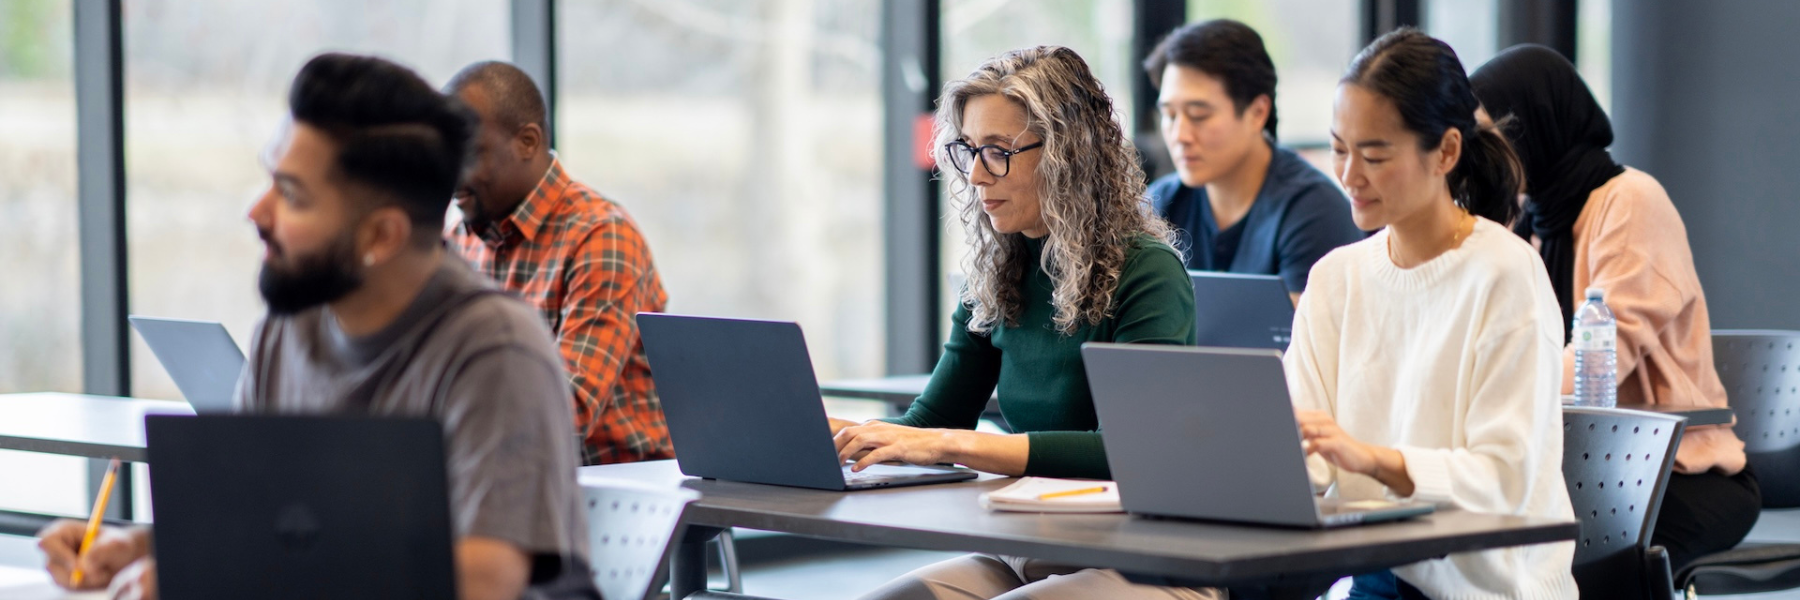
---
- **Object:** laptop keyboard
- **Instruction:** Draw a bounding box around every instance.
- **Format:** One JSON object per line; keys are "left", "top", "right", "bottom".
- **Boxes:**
{"left": 843, "top": 470, "right": 890, "bottom": 484}
{"left": 841, "top": 463, "right": 946, "bottom": 486}
{"left": 1318, "top": 499, "right": 1399, "bottom": 515}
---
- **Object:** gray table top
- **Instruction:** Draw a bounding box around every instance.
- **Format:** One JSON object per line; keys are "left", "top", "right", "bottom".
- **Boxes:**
{"left": 1614, "top": 402, "right": 1734, "bottom": 427}
{"left": 579, "top": 460, "right": 1577, "bottom": 586}
{"left": 0, "top": 393, "right": 192, "bottom": 462}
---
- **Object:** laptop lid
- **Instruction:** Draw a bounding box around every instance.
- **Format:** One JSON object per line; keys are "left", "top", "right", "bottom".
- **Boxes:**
{"left": 145, "top": 415, "right": 456, "bottom": 599}
{"left": 1082, "top": 343, "right": 1322, "bottom": 527}
{"left": 636, "top": 313, "right": 850, "bottom": 490}
{"left": 1188, "top": 272, "right": 1294, "bottom": 349}
{"left": 128, "top": 316, "right": 245, "bottom": 412}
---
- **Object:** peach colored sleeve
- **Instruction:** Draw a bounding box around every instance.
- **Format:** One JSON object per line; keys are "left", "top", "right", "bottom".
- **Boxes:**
{"left": 1572, "top": 189, "right": 1688, "bottom": 403}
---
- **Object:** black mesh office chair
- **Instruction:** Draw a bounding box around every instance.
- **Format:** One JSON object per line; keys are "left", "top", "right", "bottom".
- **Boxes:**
{"left": 1672, "top": 330, "right": 1800, "bottom": 595}
{"left": 1562, "top": 406, "right": 1686, "bottom": 599}
{"left": 1714, "top": 331, "right": 1800, "bottom": 507}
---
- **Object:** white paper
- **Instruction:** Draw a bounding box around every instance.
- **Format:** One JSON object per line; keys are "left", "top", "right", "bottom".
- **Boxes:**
{"left": 980, "top": 477, "right": 1123, "bottom": 513}
{"left": 0, "top": 566, "right": 108, "bottom": 600}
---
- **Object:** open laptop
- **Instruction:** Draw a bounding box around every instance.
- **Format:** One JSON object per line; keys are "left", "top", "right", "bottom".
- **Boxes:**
{"left": 1081, "top": 343, "right": 1434, "bottom": 528}
{"left": 1189, "top": 272, "right": 1295, "bottom": 349}
{"left": 637, "top": 313, "right": 977, "bottom": 491}
{"left": 128, "top": 316, "right": 244, "bottom": 413}
{"left": 145, "top": 415, "right": 457, "bottom": 599}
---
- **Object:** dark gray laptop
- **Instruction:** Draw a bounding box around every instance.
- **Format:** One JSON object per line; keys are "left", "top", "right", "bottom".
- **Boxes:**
{"left": 145, "top": 415, "right": 457, "bottom": 599}
{"left": 1189, "top": 271, "right": 1294, "bottom": 349}
{"left": 1081, "top": 343, "right": 1433, "bottom": 528}
{"left": 636, "top": 313, "right": 977, "bottom": 491}
{"left": 129, "top": 316, "right": 244, "bottom": 413}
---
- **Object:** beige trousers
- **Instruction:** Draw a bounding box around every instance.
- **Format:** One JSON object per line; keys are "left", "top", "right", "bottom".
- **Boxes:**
{"left": 855, "top": 554, "right": 1224, "bottom": 600}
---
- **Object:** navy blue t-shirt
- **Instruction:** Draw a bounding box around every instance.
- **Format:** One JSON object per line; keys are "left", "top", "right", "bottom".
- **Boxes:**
{"left": 1149, "top": 144, "right": 1364, "bottom": 293}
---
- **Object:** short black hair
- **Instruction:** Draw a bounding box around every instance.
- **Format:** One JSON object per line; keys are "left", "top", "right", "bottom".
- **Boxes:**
{"left": 288, "top": 53, "right": 475, "bottom": 242}
{"left": 1143, "top": 19, "right": 1279, "bottom": 139}
{"left": 444, "top": 61, "right": 549, "bottom": 134}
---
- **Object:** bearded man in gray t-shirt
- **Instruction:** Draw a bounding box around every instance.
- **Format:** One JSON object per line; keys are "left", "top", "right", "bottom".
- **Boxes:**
{"left": 37, "top": 54, "right": 599, "bottom": 600}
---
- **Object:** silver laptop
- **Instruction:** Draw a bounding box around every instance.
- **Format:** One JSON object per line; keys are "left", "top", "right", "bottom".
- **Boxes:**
{"left": 129, "top": 316, "right": 244, "bottom": 413}
{"left": 1081, "top": 343, "right": 1433, "bottom": 528}
{"left": 636, "top": 313, "right": 977, "bottom": 491}
{"left": 1189, "top": 272, "right": 1294, "bottom": 349}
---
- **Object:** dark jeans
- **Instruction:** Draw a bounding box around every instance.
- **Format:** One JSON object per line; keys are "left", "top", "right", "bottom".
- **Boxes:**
{"left": 1653, "top": 464, "right": 1763, "bottom": 571}
{"left": 1346, "top": 571, "right": 1432, "bottom": 600}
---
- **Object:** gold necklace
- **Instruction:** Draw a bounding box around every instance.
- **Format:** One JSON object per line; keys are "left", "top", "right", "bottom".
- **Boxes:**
{"left": 1388, "top": 211, "right": 1474, "bottom": 265}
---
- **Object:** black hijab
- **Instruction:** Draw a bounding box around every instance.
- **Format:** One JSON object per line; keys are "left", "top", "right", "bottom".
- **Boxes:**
{"left": 1470, "top": 44, "right": 1625, "bottom": 342}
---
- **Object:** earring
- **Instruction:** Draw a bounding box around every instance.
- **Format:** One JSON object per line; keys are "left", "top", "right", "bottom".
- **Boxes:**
{"left": 362, "top": 253, "right": 375, "bottom": 267}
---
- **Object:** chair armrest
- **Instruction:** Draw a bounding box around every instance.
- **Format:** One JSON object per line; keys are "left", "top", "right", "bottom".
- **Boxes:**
{"left": 1645, "top": 545, "right": 1679, "bottom": 600}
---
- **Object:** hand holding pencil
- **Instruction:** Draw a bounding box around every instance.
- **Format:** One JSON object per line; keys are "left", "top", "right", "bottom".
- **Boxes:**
{"left": 71, "top": 458, "right": 122, "bottom": 587}
{"left": 37, "top": 458, "right": 151, "bottom": 591}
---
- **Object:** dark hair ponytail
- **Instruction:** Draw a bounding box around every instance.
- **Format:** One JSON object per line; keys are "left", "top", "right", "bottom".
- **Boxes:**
{"left": 1343, "top": 28, "right": 1522, "bottom": 225}
{"left": 1451, "top": 119, "right": 1523, "bottom": 225}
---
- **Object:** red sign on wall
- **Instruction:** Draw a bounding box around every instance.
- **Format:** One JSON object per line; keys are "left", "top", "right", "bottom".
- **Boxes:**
{"left": 914, "top": 113, "right": 937, "bottom": 170}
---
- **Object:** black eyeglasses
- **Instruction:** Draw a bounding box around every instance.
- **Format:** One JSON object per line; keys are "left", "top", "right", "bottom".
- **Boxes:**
{"left": 944, "top": 140, "right": 1044, "bottom": 177}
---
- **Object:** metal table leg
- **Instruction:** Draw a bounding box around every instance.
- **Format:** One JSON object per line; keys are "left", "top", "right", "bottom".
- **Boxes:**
{"left": 671, "top": 525, "right": 724, "bottom": 600}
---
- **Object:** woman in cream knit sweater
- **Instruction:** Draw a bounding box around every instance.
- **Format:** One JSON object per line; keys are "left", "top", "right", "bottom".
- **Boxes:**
{"left": 1291, "top": 28, "right": 1577, "bottom": 600}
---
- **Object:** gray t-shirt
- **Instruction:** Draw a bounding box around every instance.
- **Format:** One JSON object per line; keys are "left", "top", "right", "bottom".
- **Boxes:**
{"left": 236, "top": 255, "right": 595, "bottom": 597}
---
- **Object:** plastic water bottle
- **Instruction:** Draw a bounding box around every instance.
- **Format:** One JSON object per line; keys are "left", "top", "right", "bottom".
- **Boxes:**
{"left": 1572, "top": 287, "right": 1617, "bottom": 408}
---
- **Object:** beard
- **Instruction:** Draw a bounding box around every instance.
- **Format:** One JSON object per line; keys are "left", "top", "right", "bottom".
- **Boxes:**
{"left": 455, "top": 188, "right": 494, "bottom": 232}
{"left": 257, "top": 228, "right": 365, "bottom": 315}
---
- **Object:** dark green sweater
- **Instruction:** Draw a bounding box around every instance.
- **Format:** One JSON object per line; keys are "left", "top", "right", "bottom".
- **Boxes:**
{"left": 887, "top": 234, "right": 1196, "bottom": 479}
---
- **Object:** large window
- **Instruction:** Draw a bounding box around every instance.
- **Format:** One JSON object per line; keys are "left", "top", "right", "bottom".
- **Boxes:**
{"left": 0, "top": 0, "right": 80, "bottom": 395}
{"left": 943, "top": 0, "right": 1138, "bottom": 124}
{"left": 1575, "top": 0, "right": 1611, "bottom": 113}
{"left": 122, "top": 0, "right": 511, "bottom": 399}
{"left": 0, "top": 0, "right": 88, "bottom": 517}
{"left": 1426, "top": 0, "right": 1500, "bottom": 73}
{"left": 556, "top": 0, "right": 885, "bottom": 381}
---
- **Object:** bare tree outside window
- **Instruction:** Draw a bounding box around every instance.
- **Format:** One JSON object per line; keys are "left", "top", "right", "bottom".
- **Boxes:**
{"left": 557, "top": 0, "right": 886, "bottom": 381}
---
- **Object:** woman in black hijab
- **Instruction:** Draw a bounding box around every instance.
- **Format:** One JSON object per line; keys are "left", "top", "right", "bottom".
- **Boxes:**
{"left": 1472, "top": 44, "right": 1760, "bottom": 571}
{"left": 1472, "top": 45, "right": 1621, "bottom": 337}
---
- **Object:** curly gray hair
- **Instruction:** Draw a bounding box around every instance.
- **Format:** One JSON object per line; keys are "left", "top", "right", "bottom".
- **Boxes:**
{"left": 936, "top": 46, "right": 1177, "bottom": 335}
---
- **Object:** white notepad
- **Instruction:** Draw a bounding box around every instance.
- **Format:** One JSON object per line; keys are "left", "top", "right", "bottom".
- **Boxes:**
{"left": 979, "top": 477, "right": 1123, "bottom": 513}
{"left": 0, "top": 565, "right": 108, "bottom": 600}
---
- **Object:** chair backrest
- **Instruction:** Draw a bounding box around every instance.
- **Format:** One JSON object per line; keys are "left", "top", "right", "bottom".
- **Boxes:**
{"left": 1563, "top": 406, "right": 1686, "bottom": 598}
{"left": 582, "top": 477, "right": 701, "bottom": 600}
{"left": 1715, "top": 330, "right": 1800, "bottom": 507}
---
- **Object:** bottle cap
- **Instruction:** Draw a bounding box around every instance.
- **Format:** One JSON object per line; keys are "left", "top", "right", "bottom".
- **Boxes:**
{"left": 1585, "top": 287, "right": 1605, "bottom": 300}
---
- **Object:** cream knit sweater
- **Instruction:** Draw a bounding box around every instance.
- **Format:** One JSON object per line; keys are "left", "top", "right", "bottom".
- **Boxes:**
{"left": 1286, "top": 218, "right": 1577, "bottom": 600}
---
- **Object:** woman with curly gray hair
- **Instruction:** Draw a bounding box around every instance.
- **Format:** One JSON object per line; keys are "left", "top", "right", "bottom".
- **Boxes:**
{"left": 832, "top": 46, "right": 1209, "bottom": 600}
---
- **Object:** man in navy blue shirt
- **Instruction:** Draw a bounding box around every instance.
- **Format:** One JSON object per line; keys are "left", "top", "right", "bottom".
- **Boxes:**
{"left": 1144, "top": 19, "right": 1363, "bottom": 303}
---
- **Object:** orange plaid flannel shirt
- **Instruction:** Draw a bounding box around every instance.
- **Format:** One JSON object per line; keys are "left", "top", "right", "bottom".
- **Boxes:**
{"left": 450, "top": 159, "right": 673, "bottom": 465}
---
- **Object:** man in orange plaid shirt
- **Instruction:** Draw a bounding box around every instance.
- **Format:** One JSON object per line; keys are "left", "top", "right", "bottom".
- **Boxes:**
{"left": 444, "top": 61, "right": 673, "bottom": 465}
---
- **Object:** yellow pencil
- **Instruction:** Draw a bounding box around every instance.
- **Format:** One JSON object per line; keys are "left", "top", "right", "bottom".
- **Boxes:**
{"left": 1037, "top": 485, "right": 1109, "bottom": 501}
{"left": 70, "top": 458, "right": 121, "bottom": 588}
